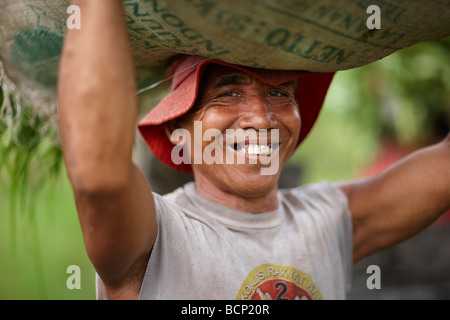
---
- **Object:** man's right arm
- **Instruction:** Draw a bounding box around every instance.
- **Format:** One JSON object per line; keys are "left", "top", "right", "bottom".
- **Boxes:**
{"left": 58, "top": 0, "right": 157, "bottom": 299}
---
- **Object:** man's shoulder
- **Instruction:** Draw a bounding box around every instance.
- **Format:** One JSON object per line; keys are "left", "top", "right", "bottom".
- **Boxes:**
{"left": 152, "top": 182, "right": 192, "bottom": 206}
{"left": 281, "top": 181, "right": 335, "bottom": 198}
{"left": 280, "top": 181, "right": 349, "bottom": 210}
{"left": 152, "top": 182, "right": 210, "bottom": 223}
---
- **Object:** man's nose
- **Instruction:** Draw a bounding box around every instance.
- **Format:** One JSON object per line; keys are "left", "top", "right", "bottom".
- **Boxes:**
{"left": 237, "top": 94, "right": 277, "bottom": 130}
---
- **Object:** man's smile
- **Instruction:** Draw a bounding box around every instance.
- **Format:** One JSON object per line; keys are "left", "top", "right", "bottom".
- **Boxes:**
{"left": 229, "top": 142, "right": 280, "bottom": 156}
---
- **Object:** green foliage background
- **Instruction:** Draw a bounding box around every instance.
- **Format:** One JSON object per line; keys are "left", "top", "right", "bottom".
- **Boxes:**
{"left": 0, "top": 38, "right": 449, "bottom": 299}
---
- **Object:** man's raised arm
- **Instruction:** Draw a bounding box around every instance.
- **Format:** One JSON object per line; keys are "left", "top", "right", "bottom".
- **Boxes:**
{"left": 337, "top": 133, "right": 450, "bottom": 263}
{"left": 58, "top": 0, "right": 157, "bottom": 299}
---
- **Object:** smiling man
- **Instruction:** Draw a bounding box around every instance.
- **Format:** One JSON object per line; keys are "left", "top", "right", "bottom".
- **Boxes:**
{"left": 58, "top": 1, "right": 450, "bottom": 300}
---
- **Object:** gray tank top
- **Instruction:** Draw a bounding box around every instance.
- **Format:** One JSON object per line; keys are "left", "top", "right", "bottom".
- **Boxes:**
{"left": 137, "top": 181, "right": 352, "bottom": 300}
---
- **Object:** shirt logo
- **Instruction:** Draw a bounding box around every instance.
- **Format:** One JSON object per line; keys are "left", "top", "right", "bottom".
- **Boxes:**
{"left": 236, "top": 263, "right": 323, "bottom": 300}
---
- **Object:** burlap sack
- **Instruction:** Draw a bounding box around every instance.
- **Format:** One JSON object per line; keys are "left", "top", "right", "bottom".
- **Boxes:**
{"left": 1, "top": 0, "right": 449, "bottom": 119}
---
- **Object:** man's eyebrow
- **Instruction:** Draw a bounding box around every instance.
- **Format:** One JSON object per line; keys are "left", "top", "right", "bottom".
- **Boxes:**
{"left": 278, "top": 80, "right": 295, "bottom": 88}
{"left": 211, "top": 73, "right": 296, "bottom": 90}
{"left": 283, "top": 80, "right": 298, "bottom": 92}
{"left": 213, "top": 74, "right": 248, "bottom": 88}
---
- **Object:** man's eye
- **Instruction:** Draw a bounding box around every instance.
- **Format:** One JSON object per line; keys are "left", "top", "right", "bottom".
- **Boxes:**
{"left": 220, "top": 91, "right": 240, "bottom": 97}
{"left": 268, "top": 90, "right": 287, "bottom": 97}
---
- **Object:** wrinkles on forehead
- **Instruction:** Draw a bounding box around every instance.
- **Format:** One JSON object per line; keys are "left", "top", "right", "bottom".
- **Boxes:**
{"left": 214, "top": 74, "right": 249, "bottom": 88}
{"left": 203, "top": 65, "right": 251, "bottom": 89}
{"left": 203, "top": 64, "right": 296, "bottom": 91}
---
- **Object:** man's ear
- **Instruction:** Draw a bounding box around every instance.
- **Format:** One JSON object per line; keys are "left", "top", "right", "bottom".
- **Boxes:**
{"left": 164, "top": 120, "right": 178, "bottom": 146}
{"left": 164, "top": 119, "right": 190, "bottom": 146}
{"left": 164, "top": 120, "right": 175, "bottom": 141}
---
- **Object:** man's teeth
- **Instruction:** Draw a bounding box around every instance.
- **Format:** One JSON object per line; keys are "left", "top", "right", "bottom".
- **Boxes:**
{"left": 234, "top": 144, "right": 274, "bottom": 155}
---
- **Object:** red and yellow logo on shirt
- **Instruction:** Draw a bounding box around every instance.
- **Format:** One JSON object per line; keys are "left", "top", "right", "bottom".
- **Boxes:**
{"left": 236, "top": 263, "right": 323, "bottom": 300}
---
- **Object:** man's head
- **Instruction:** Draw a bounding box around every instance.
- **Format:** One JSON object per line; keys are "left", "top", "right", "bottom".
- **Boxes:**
{"left": 165, "top": 63, "right": 303, "bottom": 195}
{"left": 138, "top": 55, "right": 334, "bottom": 192}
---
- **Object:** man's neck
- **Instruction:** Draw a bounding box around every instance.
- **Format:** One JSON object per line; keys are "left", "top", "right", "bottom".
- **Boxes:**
{"left": 193, "top": 175, "right": 279, "bottom": 213}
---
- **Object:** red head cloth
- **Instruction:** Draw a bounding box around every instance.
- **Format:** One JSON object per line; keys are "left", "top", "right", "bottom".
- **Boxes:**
{"left": 138, "top": 55, "right": 335, "bottom": 173}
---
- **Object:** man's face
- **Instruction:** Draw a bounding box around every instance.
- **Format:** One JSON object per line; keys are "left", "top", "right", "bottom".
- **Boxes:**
{"left": 176, "top": 64, "right": 301, "bottom": 198}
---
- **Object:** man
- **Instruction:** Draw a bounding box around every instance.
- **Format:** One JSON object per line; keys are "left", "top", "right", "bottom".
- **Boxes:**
{"left": 58, "top": 1, "right": 450, "bottom": 300}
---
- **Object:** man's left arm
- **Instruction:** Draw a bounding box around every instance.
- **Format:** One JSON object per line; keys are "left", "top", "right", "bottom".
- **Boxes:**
{"left": 336, "top": 133, "right": 450, "bottom": 264}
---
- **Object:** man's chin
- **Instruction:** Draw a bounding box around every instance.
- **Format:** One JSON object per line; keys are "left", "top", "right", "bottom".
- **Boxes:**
{"left": 224, "top": 164, "right": 281, "bottom": 193}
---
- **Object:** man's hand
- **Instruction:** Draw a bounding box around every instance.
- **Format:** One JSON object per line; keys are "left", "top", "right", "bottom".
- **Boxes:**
{"left": 337, "top": 133, "right": 450, "bottom": 263}
{"left": 58, "top": 0, "right": 157, "bottom": 299}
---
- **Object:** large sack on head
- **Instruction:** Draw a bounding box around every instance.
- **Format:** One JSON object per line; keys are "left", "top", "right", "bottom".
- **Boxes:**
{"left": 1, "top": 0, "right": 449, "bottom": 115}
